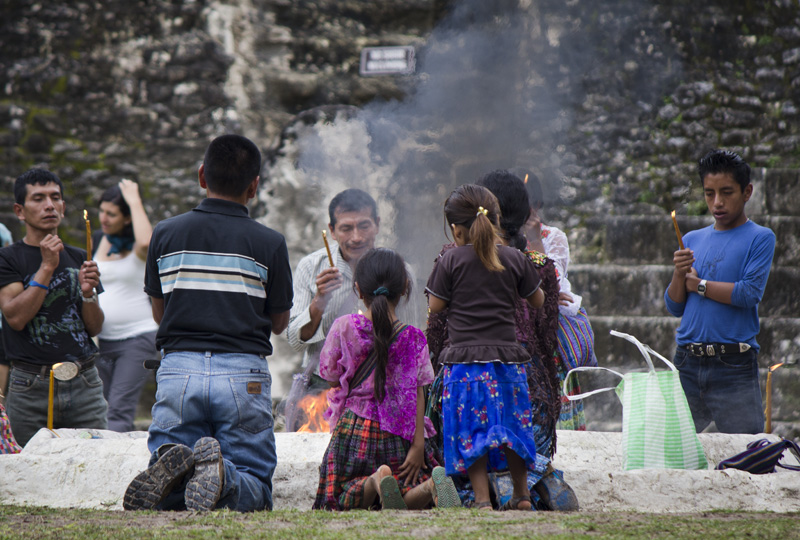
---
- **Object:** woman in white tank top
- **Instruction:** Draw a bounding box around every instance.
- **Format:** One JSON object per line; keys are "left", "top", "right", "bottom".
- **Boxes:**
{"left": 94, "top": 179, "right": 158, "bottom": 432}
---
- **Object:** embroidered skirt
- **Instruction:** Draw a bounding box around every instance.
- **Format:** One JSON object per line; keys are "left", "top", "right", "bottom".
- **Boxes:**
{"left": 441, "top": 362, "right": 539, "bottom": 475}
{"left": 313, "top": 409, "right": 442, "bottom": 511}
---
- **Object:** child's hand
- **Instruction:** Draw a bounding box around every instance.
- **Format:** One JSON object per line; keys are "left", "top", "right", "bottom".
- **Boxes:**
{"left": 397, "top": 444, "right": 425, "bottom": 486}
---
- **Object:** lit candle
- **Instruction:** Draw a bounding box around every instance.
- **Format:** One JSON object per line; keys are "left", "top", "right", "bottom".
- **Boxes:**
{"left": 670, "top": 210, "right": 685, "bottom": 250}
{"left": 765, "top": 363, "right": 785, "bottom": 434}
{"left": 322, "top": 230, "right": 334, "bottom": 267}
{"left": 84, "top": 209, "right": 91, "bottom": 260}
{"left": 523, "top": 173, "right": 529, "bottom": 184}
{"left": 47, "top": 366, "right": 54, "bottom": 430}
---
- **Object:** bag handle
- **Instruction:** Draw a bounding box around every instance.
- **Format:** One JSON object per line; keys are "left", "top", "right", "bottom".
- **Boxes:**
{"left": 610, "top": 330, "right": 677, "bottom": 373}
{"left": 564, "top": 366, "right": 624, "bottom": 401}
{"left": 564, "top": 330, "right": 678, "bottom": 401}
{"left": 778, "top": 438, "right": 800, "bottom": 471}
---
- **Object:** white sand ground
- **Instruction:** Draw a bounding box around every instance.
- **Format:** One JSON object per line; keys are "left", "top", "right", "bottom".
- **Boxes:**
{"left": 0, "top": 429, "right": 798, "bottom": 512}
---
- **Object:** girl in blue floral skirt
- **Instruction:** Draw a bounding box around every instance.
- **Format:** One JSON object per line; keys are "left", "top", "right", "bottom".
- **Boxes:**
{"left": 426, "top": 184, "right": 545, "bottom": 511}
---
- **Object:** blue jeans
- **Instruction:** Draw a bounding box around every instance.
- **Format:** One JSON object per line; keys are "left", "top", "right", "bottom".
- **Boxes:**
{"left": 147, "top": 351, "right": 276, "bottom": 511}
{"left": 5, "top": 365, "right": 108, "bottom": 447}
{"left": 673, "top": 346, "right": 764, "bottom": 434}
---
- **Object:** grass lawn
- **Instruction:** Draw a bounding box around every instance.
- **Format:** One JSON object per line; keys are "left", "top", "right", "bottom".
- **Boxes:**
{"left": 1, "top": 506, "right": 799, "bottom": 539}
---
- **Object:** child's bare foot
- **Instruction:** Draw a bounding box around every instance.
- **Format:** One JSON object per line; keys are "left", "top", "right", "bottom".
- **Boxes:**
{"left": 362, "top": 465, "right": 393, "bottom": 509}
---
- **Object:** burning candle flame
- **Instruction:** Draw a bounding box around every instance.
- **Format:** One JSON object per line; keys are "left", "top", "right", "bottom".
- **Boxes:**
{"left": 769, "top": 363, "right": 785, "bottom": 373}
{"left": 523, "top": 173, "right": 529, "bottom": 184}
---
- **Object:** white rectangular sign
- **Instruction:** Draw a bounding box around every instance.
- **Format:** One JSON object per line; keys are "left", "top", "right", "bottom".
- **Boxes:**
{"left": 359, "top": 46, "right": 416, "bottom": 76}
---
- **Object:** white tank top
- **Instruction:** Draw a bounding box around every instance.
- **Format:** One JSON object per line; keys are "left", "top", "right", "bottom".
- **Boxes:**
{"left": 96, "top": 252, "right": 158, "bottom": 340}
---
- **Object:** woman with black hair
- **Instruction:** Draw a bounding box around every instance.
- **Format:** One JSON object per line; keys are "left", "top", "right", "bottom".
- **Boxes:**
{"left": 93, "top": 179, "right": 158, "bottom": 432}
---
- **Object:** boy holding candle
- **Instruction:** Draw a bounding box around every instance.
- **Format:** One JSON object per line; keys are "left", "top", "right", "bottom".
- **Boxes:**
{"left": 665, "top": 149, "right": 775, "bottom": 434}
{"left": 0, "top": 168, "right": 107, "bottom": 446}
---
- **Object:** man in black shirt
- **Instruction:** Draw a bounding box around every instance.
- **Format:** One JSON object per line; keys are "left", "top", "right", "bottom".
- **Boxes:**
{"left": 124, "top": 135, "right": 293, "bottom": 512}
{"left": 0, "top": 169, "right": 106, "bottom": 446}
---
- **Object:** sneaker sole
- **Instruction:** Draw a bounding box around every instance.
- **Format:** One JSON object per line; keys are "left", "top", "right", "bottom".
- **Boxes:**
{"left": 432, "top": 466, "right": 461, "bottom": 508}
{"left": 379, "top": 475, "right": 407, "bottom": 510}
{"left": 185, "top": 437, "right": 224, "bottom": 512}
{"left": 123, "top": 445, "right": 194, "bottom": 511}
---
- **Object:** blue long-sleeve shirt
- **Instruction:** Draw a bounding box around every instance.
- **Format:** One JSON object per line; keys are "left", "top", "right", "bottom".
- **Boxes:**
{"left": 664, "top": 220, "right": 775, "bottom": 351}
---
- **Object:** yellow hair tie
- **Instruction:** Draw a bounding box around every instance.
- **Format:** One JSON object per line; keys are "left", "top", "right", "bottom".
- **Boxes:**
{"left": 476, "top": 206, "right": 488, "bottom": 217}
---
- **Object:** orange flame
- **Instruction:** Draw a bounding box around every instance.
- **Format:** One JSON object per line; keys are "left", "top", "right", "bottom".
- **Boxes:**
{"left": 523, "top": 173, "right": 529, "bottom": 184}
{"left": 296, "top": 390, "right": 331, "bottom": 433}
{"left": 769, "top": 363, "right": 785, "bottom": 373}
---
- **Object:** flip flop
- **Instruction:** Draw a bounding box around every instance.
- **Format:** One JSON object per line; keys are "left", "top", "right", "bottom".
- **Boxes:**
{"left": 379, "top": 475, "right": 408, "bottom": 510}
{"left": 431, "top": 466, "right": 461, "bottom": 508}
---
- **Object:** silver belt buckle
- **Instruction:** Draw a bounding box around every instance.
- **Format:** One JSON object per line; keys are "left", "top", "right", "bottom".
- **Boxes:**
{"left": 52, "top": 362, "right": 79, "bottom": 381}
{"left": 706, "top": 345, "right": 716, "bottom": 356}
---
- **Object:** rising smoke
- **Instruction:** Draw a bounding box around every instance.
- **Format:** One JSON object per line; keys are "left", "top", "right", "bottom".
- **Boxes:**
{"left": 260, "top": 0, "right": 676, "bottom": 287}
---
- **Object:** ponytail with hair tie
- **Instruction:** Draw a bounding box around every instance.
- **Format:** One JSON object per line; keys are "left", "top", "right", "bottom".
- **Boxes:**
{"left": 373, "top": 286, "right": 390, "bottom": 296}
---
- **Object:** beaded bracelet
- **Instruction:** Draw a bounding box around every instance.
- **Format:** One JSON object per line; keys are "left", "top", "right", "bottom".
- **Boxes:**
{"left": 28, "top": 280, "right": 49, "bottom": 291}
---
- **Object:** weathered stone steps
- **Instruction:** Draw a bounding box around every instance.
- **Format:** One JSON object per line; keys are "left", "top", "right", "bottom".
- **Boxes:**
{"left": 570, "top": 215, "right": 800, "bottom": 267}
{"left": 570, "top": 264, "right": 800, "bottom": 318}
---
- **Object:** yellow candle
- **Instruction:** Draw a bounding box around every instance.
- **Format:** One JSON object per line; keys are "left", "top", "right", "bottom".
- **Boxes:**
{"left": 322, "top": 230, "right": 334, "bottom": 267}
{"left": 47, "top": 367, "right": 54, "bottom": 430}
{"left": 671, "top": 210, "right": 685, "bottom": 250}
{"left": 765, "top": 372, "right": 772, "bottom": 433}
{"left": 84, "top": 210, "right": 91, "bottom": 260}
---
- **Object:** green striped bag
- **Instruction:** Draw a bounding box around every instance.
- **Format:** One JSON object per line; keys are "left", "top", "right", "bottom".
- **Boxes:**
{"left": 564, "top": 330, "right": 708, "bottom": 470}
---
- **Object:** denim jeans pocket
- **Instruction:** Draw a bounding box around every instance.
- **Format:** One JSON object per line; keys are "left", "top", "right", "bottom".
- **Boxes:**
{"left": 8, "top": 371, "right": 38, "bottom": 395}
{"left": 672, "top": 349, "right": 689, "bottom": 369}
{"left": 229, "top": 375, "right": 273, "bottom": 434}
{"left": 79, "top": 367, "right": 103, "bottom": 388}
{"left": 152, "top": 374, "right": 190, "bottom": 429}
{"left": 719, "top": 350, "right": 756, "bottom": 369}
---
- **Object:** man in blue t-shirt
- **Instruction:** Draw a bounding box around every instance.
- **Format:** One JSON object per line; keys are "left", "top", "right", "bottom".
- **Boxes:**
{"left": 665, "top": 149, "right": 775, "bottom": 434}
{"left": 123, "top": 135, "right": 293, "bottom": 512}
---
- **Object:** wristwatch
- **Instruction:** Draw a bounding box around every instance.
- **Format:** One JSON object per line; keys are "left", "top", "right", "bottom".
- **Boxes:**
{"left": 697, "top": 279, "right": 707, "bottom": 298}
{"left": 82, "top": 291, "right": 99, "bottom": 304}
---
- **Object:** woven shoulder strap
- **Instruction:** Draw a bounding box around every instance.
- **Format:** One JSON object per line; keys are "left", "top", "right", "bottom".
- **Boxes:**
{"left": 349, "top": 320, "right": 408, "bottom": 393}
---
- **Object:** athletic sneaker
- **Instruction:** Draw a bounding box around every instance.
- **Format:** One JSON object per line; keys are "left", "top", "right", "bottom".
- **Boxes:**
{"left": 123, "top": 444, "right": 194, "bottom": 511}
{"left": 185, "top": 437, "right": 225, "bottom": 512}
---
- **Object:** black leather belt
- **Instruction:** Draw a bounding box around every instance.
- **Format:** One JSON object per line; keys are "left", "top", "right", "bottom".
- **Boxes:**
{"left": 11, "top": 358, "right": 95, "bottom": 378}
{"left": 685, "top": 342, "right": 751, "bottom": 357}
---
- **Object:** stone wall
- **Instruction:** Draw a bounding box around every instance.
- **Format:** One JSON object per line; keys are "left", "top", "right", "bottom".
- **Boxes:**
{"left": 2, "top": 0, "right": 799, "bottom": 428}
{"left": 3, "top": 1, "right": 799, "bottom": 237}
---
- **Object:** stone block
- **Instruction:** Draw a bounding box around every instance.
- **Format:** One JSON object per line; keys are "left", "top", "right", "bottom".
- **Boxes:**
{"left": 570, "top": 264, "right": 800, "bottom": 318}
{"left": 571, "top": 215, "right": 800, "bottom": 267}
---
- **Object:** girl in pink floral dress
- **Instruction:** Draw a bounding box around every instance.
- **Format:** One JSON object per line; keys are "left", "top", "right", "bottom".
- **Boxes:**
{"left": 313, "top": 248, "right": 458, "bottom": 511}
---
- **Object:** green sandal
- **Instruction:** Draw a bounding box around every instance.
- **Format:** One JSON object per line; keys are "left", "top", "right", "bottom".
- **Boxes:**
{"left": 431, "top": 466, "right": 461, "bottom": 508}
{"left": 379, "top": 475, "right": 408, "bottom": 510}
